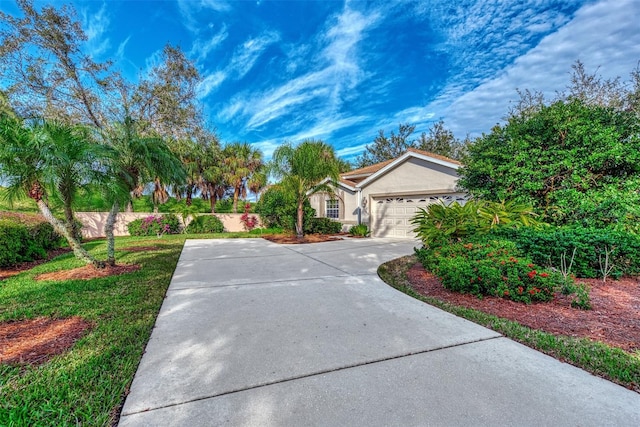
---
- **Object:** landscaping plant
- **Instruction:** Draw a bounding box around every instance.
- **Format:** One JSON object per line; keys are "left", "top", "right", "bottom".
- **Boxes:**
{"left": 349, "top": 224, "right": 370, "bottom": 237}
{"left": 184, "top": 215, "right": 224, "bottom": 234}
{"left": 127, "top": 214, "right": 181, "bottom": 237}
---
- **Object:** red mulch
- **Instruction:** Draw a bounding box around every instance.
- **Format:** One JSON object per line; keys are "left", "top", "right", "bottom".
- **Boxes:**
{"left": 406, "top": 263, "right": 640, "bottom": 353}
{"left": 0, "top": 317, "right": 92, "bottom": 366}
{"left": 0, "top": 248, "right": 72, "bottom": 281}
{"left": 35, "top": 264, "right": 141, "bottom": 281}
{"left": 262, "top": 234, "right": 343, "bottom": 244}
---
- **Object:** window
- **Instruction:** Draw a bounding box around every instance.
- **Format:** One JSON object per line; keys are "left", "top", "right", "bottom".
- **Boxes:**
{"left": 326, "top": 199, "right": 339, "bottom": 219}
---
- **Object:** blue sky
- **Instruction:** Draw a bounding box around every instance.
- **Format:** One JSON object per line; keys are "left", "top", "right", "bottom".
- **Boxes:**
{"left": 3, "top": 0, "right": 640, "bottom": 161}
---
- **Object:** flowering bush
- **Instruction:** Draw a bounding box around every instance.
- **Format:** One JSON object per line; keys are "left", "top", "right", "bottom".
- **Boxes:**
{"left": 127, "top": 214, "right": 181, "bottom": 237}
{"left": 240, "top": 203, "right": 259, "bottom": 231}
{"left": 416, "top": 238, "right": 562, "bottom": 304}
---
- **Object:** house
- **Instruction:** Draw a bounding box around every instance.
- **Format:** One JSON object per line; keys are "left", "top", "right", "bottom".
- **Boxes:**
{"left": 309, "top": 148, "right": 467, "bottom": 238}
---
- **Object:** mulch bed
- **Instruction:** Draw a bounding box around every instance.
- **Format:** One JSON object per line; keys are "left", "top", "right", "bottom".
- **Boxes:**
{"left": 0, "top": 248, "right": 72, "bottom": 281}
{"left": 0, "top": 317, "right": 92, "bottom": 366}
{"left": 406, "top": 262, "right": 640, "bottom": 353}
{"left": 35, "top": 264, "right": 141, "bottom": 282}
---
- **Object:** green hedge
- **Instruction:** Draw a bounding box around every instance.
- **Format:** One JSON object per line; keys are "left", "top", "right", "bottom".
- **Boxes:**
{"left": 0, "top": 218, "right": 62, "bottom": 268}
{"left": 304, "top": 217, "right": 342, "bottom": 234}
{"left": 127, "top": 214, "right": 181, "bottom": 237}
{"left": 185, "top": 215, "right": 224, "bottom": 234}
{"left": 490, "top": 227, "right": 640, "bottom": 279}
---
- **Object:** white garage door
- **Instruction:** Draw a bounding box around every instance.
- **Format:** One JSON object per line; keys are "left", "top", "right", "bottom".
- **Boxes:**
{"left": 372, "top": 193, "right": 468, "bottom": 238}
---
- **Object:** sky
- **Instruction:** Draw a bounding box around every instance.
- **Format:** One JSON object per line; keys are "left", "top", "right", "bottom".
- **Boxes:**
{"left": 2, "top": 0, "right": 640, "bottom": 161}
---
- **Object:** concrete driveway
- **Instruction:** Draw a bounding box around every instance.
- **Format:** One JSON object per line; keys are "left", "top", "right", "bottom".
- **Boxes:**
{"left": 119, "top": 238, "right": 640, "bottom": 426}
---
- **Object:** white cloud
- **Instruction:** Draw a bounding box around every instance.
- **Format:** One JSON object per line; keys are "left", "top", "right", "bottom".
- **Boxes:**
{"left": 217, "top": 4, "right": 380, "bottom": 137}
{"left": 178, "top": 0, "right": 231, "bottom": 34}
{"left": 197, "top": 71, "right": 227, "bottom": 98}
{"left": 439, "top": 0, "right": 640, "bottom": 137}
{"left": 81, "top": 4, "right": 110, "bottom": 58}
{"left": 190, "top": 24, "right": 228, "bottom": 62}
{"left": 115, "top": 36, "right": 130, "bottom": 60}
{"left": 228, "top": 31, "right": 280, "bottom": 80}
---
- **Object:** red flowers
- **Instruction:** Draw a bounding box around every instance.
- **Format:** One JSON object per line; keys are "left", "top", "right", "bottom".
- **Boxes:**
{"left": 540, "top": 272, "right": 549, "bottom": 278}
{"left": 527, "top": 270, "right": 537, "bottom": 279}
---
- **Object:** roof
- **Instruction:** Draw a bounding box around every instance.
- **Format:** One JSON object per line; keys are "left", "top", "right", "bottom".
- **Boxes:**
{"left": 406, "top": 147, "right": 462, "bottom": 166}
{"left": 341, "top": 158, "right": 395, "bottom": 179}
{"left": 341, "top": 148, "right": 461, "bottom": 181}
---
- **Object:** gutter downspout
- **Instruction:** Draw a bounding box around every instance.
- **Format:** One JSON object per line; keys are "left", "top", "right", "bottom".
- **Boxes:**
{"left": 357, "top": 189, "right": 362, "bottom": 225}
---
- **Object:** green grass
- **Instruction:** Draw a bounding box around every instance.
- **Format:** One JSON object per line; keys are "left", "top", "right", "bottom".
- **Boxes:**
{"left": 0, "top": 235, "right": 197, "bottom": 425}
{"left": 378, "top": 255, "right": 640, "bottom": 393}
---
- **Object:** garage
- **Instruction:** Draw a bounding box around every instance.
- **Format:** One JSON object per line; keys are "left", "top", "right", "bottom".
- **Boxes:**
{"left": 372, "top": 193, "right": 468, "bottom": 238}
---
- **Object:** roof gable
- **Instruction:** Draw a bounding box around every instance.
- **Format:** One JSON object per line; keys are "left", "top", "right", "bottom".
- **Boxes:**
{"left": 356, "top": 150, "right": 460, "bottom": 189}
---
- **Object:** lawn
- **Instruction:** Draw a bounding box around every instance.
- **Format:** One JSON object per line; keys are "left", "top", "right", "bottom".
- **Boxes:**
{"left": 0, "top": 234, "right": 221, "bottom": 425}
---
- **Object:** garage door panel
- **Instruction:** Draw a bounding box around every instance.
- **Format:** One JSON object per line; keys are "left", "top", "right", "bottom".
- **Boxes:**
{"left": 373, "top": 193, "right": 467, "bottom": 238}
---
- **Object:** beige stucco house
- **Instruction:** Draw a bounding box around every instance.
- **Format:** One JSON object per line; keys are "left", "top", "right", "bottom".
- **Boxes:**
{"left": 309, "top": 148, "right": 467, "bottom": 238}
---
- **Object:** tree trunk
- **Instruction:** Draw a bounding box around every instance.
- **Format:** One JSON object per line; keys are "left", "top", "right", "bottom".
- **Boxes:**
{"left": 105, "top": 200, "right": 119, "bottom": 266}
{"left": 233, "top": 187, "right": 240, "bottom": 213}
{"left": 186, "top": 188, "right": 193, "bottom": 206}
{"left": 296, "top": 199, "right": 304, "bottom": 239}
{"left": 210, "top": 191, "right": 217, "bottom": 213}
{"left": 36, "top": 199, "right": 102, "bottom": 267}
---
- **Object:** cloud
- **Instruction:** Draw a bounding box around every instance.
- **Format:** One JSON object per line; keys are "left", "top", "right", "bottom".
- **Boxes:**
{"left": 217, "top": 4, "right": 380, "bottom": 138}
{"left": 438, "top": 0, "right": 640, "bottom": 137}
{"left": 190, "top": 24, "right": 228, "bottom": 62}
{"left": 197, "top": 71, "right": 227, "bottom": 98}
{"left": 177, "top": 0, "right": 231, "bottom": 34}
{"left": 227, "top": 31, "right": 280, "bottom": 80}
{"left": 81, "top": 3, "right": 110, "bottom": 58}
{"left": 115, "top": 36, "right": 130, "bottom": 60}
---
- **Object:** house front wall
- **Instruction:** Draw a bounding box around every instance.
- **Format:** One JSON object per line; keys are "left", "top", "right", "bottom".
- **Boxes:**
{"left": 309, "top": 187, "right": 358, "bottom": 231}
{"left": 361, "top": 158, "right": 462, "bottom": 238}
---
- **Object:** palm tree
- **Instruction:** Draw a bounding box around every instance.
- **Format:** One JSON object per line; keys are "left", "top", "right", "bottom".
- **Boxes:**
{"left": 100, "top": 117, "right": 185, "bottom": 264}
{"left": 0, "top": 115, "right": 107, "bottom": 266}
{"left": 270, "top": 139, "right": 340, "bottom": 238}
{"left": 222, "top": 142, "right": 264, "bottom": 213}
{"left": 200, "top": 142, "right": 228, "bottom": 213}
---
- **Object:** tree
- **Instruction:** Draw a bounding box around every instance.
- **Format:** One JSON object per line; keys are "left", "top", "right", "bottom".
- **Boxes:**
{"left": 100, "top": 117, "right": 186, "bottom": 264}
{"left": 200, "top": 143, "right": 228, "bottom": 213}
{"left": 222, "top": 142, "right": 264, "bottom": 213}
{"left": 0, "top": 115, "right": 107, "bottom": 266}
{"left": 270, "top": 140, "right": 340, "bottom": 238}
{"left": 0, "top": 0, "right": 114, "bottom": 127}
{"left": 355, "top": 123, "right": 416, "bottom": 168}
{"left": 415, "top": 120, "right": 468, "bottom": 160}
{"left": 131, "top": 44, "right": 202, "bottom": 141}
{"left": 458, "top": 99, "right": 640, "bottom": 232}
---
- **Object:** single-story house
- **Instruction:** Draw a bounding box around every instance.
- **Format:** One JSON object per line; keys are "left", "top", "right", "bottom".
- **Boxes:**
{"left": 309, "top": 148, "right": 467, "bottom": 238}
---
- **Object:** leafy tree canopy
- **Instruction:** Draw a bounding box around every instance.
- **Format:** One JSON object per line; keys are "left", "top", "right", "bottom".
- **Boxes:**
{"left": 355, "top": 121, "right": 467, "bottom": 168}
{"left": 459, "top": 98, "right": 640, "bottom": 232}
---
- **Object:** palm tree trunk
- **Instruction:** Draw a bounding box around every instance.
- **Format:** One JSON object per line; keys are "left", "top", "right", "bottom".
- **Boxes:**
{"left": 36, "top": 199, "right": 102, "bottom": 267}
{"left": 296, "top": 199, "right": 304, "bottom": 239}
{"left": 233, "top": 187, "right": 240, "bottom": 213}
{"left": 105, "top": 200, "right": 119, "bottom": 266}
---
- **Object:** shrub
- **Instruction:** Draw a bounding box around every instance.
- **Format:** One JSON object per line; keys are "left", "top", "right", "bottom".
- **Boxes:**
{"left": 411, "top": 200, "right": 541, "bottom": 247}
{"left": 255, "top": 185, "right": 314, "bottom": 231}
{"left": 184, "top": 215, "right": 224, "bottom": 234}
{"left": 349, "top": 224, "right": 370, "bottom": 237}
{"left": 240, "top": 203, "right": 259, "bottom": 231}
{"left": 490, "top": 226, "right": 640, "bottom": 279}
{"left": 304, "top": 217, "right": 342, "bottom": 234}
{"left": 127, "top": 214, "right": 181, "bottom": 237}
{"left": 416, "top": 238, "right": 563, "bottom": 304}
{"left": 0, "top": 216, "right": 62, "bottom": 268}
